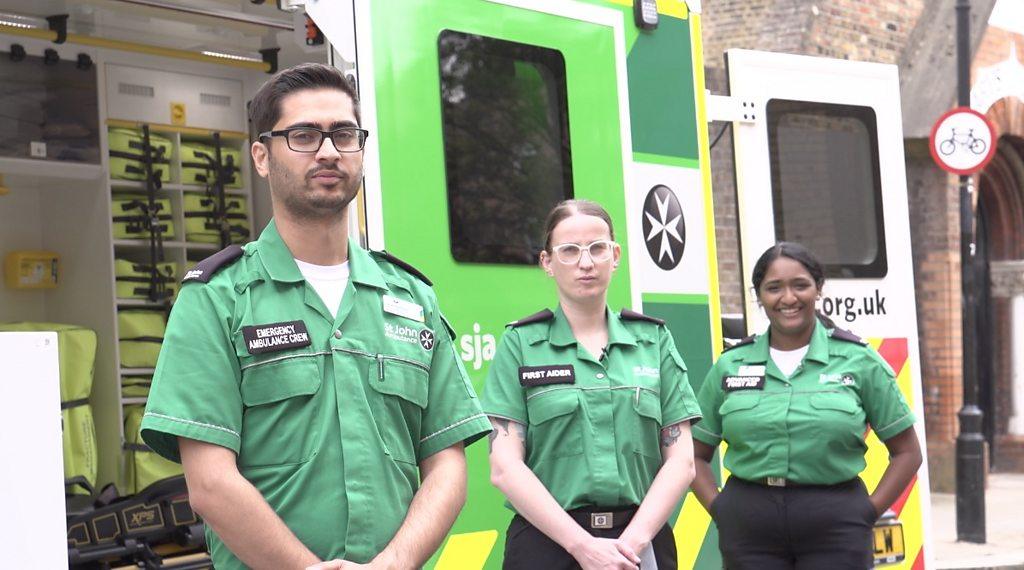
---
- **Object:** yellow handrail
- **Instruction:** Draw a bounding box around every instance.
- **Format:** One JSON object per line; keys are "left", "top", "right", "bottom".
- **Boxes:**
{"left": 0, "top": 25, "right": 272, "bottom": 72}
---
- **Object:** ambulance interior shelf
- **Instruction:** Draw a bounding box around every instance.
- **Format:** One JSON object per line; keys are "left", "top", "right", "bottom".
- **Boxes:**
{"left": 181, "top": 131, "right": 251, "bottom": 249}
{"left": 110, "top": 125, "right": 174, "bottom": 305}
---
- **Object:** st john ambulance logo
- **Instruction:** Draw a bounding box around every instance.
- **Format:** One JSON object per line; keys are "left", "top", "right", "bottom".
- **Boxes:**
{"left": 641, "top": 184, "right": 685, "bottom": 270}
{"left": 419, "top": 329, "right": 435, "bottom": 351}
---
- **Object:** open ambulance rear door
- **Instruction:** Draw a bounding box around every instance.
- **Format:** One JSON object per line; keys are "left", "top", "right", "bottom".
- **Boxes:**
{"left": 722, "top": 49, "right": 933, "bottom": 568}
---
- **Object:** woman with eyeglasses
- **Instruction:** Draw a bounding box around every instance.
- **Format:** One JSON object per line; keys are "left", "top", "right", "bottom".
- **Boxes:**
{"left": 689, "top": 242, "right": 922, "bottom": 569}
{"left": 482, "top": 199, "right": 702, "bottom": 570}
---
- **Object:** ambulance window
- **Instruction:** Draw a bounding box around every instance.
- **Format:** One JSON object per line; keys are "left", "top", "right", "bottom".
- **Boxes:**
{"left": 438, "top": 30, "right": 573, "bottom": 265}
{"left": 0, "top": 49, "right": 100, "bottom": 164}
{"left": 766, "top": 100, "right": 886, "bottom": 278}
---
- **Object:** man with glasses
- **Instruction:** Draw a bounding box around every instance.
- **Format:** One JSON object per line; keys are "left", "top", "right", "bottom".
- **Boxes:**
{"left": 141, "top": 63, "right": 491, "bottom": 569}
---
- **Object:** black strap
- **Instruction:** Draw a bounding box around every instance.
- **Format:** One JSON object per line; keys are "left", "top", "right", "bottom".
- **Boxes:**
{"left": 126, "top": 263, "right": 174, "bottom": 278}
{"left": 123, "top": 443, "right": 152, "bottom": 452}
{"left": 123, "top": 287, "right": 172, "bottom": 300}
{"left": 64, "top": 476, "right": 95, "bottom": 496}
{"left": 61, "top": 398, "right": 90, "bottom": 410}
{"left": 127, "top": 140, "right": 167, "bottom": 160}
{"left": 92, "top": 483, "right": 120, "bottom": 507}
{"left": 117, "top": 275, "right": 175, "bottom": 284}
{"left": 182, "top": 161, "right": 240, "bottom": 172}
{"left": 124, "top": 222, "right": 170, "bottom": 235}
{"left": 113, "top": 214, "right": 171, "bottom": 223}
{"left": 118, "top": 200, "right": 165, "bottom": 214}
{"left": 183, "top": 212, "right": 246, "bottom": 220}
{"left": 121, "top": 336, "right": 164, "bottom": 344}
{"left": 110, "top": 150, "right": 170, "bottom": 163}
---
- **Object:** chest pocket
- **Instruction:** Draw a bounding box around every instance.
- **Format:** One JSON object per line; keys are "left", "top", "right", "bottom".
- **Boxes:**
{"left": 368, "top": 356, "right": 429, "bottom": 465}
{"left": 526, "top": 389, "right": 583, "bottom": 459}
{"left": 238, "top": 356, "right": 322, "bottom": 468}
{"left": 632, "top": 389, "right": 663, "bottom": 459}
{"left": 809, "top": 392, "right": 860, "bottom": 414}
{"left": 807, "top": 391, "right": 866, "bottom": 451}
{"left": 718, "top": 393, "right": 763, "bottom": 442}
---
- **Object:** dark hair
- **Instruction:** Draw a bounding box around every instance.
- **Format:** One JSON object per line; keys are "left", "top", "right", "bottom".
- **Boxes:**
{"left": 751, "top": 241, "right": 836, "bottom": 328}
{"left": 248, "top": 63, "right": 360, "bottom": 135}
{"left": 541, "top": 199, "right": 615, "bottom": 253}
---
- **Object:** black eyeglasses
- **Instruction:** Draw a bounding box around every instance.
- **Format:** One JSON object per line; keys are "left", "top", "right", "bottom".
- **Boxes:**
{"left": 259, "top": 127, "right": 369, "bottom": 153}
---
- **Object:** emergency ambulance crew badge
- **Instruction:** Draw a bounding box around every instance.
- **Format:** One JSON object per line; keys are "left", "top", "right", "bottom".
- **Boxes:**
{"left": 722, "top": 375, "right": 766, "bottom": 391}
{"left": 242, "top": 321, "right": 312, "bottom": 355}
{"left": 519, "top": 365, "right": 575, "bottom": 387}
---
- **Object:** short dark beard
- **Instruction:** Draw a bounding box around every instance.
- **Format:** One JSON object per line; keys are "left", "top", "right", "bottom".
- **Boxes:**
{"left": 268, "top": 152, "right": 362, "bottom": 222}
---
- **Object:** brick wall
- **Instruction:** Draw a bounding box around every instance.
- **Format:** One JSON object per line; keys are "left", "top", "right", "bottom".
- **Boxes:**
{"left": 806, "top": 1, "right": 925, "bottom": 63}
{"left": 904, "top": 142, "right": 962, "bottom": 446}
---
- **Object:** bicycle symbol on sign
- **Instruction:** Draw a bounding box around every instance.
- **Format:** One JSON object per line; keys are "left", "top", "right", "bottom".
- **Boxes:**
{"left": 938, "top": 128, "right": 987, "bottom": 156}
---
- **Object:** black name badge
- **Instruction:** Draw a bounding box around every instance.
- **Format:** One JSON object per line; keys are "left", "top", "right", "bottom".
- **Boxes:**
{"left": 242, "top": 320, "right": 312, "bottom": 355}
{"left": 519, "top": 365, "right": 575, "bottom": 387}
{"left": 722, "top": 375, "right": 766, "bottom": 391}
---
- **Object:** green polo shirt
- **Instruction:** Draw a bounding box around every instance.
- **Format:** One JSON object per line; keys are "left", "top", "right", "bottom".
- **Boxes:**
{"left": 140, "top": 220, "right": 491, "bottom": 568}
{"left": 693, "top": 321, "right": 915, "bottom": 485}
{"left": 482, "top": 307, "right": 702, "bottom": 510}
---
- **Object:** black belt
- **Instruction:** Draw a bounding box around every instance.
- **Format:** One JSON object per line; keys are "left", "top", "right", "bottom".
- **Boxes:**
{"left": 737, "top": 476, "right": 860, "bottom": 489}
{"left": 61, "top": 398, "right": 90, "bottom": 410}
{"left": 566, "top": 505, "right": 638, "bottom": 530}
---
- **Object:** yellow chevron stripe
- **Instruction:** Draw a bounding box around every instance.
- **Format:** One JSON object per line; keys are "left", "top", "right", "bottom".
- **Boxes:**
{"left": 860, "top": 338, "right": 924, "bottom": 569}
{"left": 674, "top": 491, "right": 712, "bottom": 568}
{"left": 896, "top": 483, "right": 925, "bottom": 569}
{"left": 434, "top": 530, "right": 498, "bottom": 570}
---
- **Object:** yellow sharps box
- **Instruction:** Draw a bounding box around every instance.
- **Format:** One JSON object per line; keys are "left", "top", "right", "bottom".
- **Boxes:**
{"left": 4, "top": 251, "right": 59, "bottom": 289}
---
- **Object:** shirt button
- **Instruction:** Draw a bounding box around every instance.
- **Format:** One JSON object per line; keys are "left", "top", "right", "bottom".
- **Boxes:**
{"left": 596, "top": 373, "right": 605, "bottom": 379}
{"left": 333, "top": 330, "right": 342, "bottom": 339}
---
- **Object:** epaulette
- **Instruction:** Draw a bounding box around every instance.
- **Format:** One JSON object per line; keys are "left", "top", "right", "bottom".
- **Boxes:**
{"left": 182, "top": 245, "right": 244, "bottom": 284}
{"left": 723, "top": 334, "right": 756, "bottom": 352}
{"left": 830, "top": 327, "right": 867, "bottom": 345}
{"left": 620, "top": 309, "right": 664, "bottom": 326}
{"left": 371, "top": 250, "right": 432, "bottom": 286}
{"left": 507, "top": 309, "right": 554, "bottom": 328}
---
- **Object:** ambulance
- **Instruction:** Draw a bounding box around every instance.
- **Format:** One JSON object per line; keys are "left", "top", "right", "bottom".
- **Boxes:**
{"left": 0, "top": 0, "right": 930, "bottom": 568}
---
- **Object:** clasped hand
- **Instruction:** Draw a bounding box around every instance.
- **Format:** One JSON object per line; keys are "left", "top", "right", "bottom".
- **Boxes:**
{"left": 571, "top": 535, "right": 643, "bottom": 570}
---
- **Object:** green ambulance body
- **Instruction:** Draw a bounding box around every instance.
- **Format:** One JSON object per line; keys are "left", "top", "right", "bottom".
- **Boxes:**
{"left": 306, "top": 1, "right": 724, "bottom": 567}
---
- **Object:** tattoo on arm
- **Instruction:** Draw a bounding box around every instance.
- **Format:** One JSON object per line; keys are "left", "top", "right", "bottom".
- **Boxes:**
{"left": 661, "top": 423, "right": 682, "bottom": 448}
{"left": 488, "top": 418, "right": 526, "bottom": 453}
{"left": 512, "top": 421, "right": 526, "bottom": 442}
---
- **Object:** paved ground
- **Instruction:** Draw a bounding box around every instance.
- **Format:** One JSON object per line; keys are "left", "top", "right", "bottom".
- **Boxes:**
{"left": 930, "top": 473, "right": 1024, "bottom": 569}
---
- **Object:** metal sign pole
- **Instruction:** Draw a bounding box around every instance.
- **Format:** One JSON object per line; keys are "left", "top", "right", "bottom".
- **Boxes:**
{"left": 954, "top": 0, "right": 986, "bottom": 544}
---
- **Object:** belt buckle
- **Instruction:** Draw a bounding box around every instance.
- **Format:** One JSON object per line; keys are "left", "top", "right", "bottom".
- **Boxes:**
{"left": 765, "top": 476, "right": 787, "bottom": 487}
{"left": 590, "top": 512, "right": 613, "bottom": 529}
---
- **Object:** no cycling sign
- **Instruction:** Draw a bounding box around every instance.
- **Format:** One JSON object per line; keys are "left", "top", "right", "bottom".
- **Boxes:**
{"left": 929, "top": 106, "right": 997, "bottom": 175}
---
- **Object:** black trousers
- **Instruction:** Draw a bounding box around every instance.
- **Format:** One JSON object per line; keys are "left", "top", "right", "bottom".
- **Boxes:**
{"left": 712, "top": 477, "right": 876, "bottom": 570}
{"left": 503, "top": 508, "right": 677, "bottom": 570}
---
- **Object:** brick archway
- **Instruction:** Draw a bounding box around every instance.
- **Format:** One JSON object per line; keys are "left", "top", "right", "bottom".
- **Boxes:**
{"left": 978, "top": 98, "right": 1024, "bottom": 468}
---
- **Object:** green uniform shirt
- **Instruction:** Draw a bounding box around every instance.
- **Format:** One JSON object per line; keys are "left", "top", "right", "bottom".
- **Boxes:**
{"left": 140, "top": 221, "right": 491, "bottom": 568}
{"left": 693, "top": 320, "right": 916, "bottom": 485}
{"left": 481, "top": 307, "right": 702, "bottom": 510}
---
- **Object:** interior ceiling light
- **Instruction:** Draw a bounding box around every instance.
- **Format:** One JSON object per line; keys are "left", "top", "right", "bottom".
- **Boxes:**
{"left": 0, "top": 12, "right": 46, "bottom": 29}
{"left": 201, "top": 50, "right": 263, "bottom": 63}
